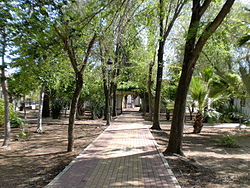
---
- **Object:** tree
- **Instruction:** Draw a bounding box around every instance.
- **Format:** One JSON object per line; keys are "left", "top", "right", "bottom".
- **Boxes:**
{"left": 166, "top": 0, "right": 235, "bottom": 155}
{"left": 0, "top": 0, "right": 17, "bottom": 147}
{"left": 152, "top": 0, "right": 186, "bottom": 130}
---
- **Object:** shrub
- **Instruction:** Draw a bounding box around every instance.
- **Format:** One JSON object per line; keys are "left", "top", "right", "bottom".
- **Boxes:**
{"left": 204, "top": 108, "right": 221, "bottom": 123}
{"left": 16, "top": 128, "right": 30, "bottom": 140}
{"left": 0, "top": 98, "right": 24, "bottom": 128}
{"left": 216, "top": 134, "right": 238, "bottom": 147}
{"left": 10, "top": 115, "right": 25, "bottom": 128}
{"left": 51, "top": 98, "right": 64, "bottom": 119}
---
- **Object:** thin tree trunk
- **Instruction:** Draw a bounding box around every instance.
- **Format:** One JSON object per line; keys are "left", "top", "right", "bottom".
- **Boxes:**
{"left": 68, "top": 73, "right": 83, "bottom": 152}
{"left": 147, "top": 60, "right": 155, "bottom": 121}
{"left": 42, "top": 86, "right": 50, "bottom": 117}
{"left": 112, "top": 83, "right": 117, "bottom": 117}
{"left": 125, "top": 95, "right": 127, "bottom": 108}
{"left": 37, "top": 86, "right": 45, "bottom": 133}
{"left": 23, "top": 96, "right": 27, "bottom": 120}
{"left": 143, "top": 93, "right": 146, "bottom": 116}
{"left": 152, "top": 0, "right": 186, "bottom": 129}
{"left": 1, "top": 36, "right": 11, "bottom": 147}
{"left": 102, "top": 65, "right": 108, "bottom": 120}
{"left": 152, "top": 19, "right": 165, "bottom": 130}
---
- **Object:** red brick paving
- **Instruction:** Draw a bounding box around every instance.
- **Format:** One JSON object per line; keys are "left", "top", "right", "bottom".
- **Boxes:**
{"left": 46, "top": 112, "right": 180, "bottom": 188}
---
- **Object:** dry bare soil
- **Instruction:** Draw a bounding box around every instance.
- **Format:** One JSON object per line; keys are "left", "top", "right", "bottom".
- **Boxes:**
{"left": 0, "top": 114, "right": 107, "bottom": 188}
{"left": 0, "top": 111, "right": 249, "bottom": 188}
{"left": 151, "top": 121, "right": 250, "bottom": 188}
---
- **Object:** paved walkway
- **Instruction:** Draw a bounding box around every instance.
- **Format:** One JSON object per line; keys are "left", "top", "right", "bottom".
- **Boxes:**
{"left": 46, "top": 112, "right": 180, "bottom": 188}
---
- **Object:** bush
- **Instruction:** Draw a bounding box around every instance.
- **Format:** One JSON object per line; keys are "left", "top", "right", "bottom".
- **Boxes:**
{"left": 10, "top": 115, "right": 25, "bottom": 128}
{"left": 0, "top": 98, "right": 24, "bottom": 128}
{"left": 16, "top": 128, "right": 30, "bottom": 140}
{"left": 218, "top": 104, "right": 244, "bottom": 123}
{"left": 51, "top": 98, "right": 64, "bottom": 119}
{"left": 216, "top": 134, "right": 238, "bottom": 147}
{"left": 204, "top": 108, "right": 221, "bottom": 123}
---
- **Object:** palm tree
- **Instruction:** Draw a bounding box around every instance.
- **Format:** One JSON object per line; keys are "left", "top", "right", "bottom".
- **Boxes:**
{"left": 189, "top": 77, "right": 207, "bottom": 133}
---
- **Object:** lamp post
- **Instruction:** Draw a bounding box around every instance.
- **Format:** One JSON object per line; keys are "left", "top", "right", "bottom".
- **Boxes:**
{"left": 106, "top": 59, "right": 113, "bottom": 126}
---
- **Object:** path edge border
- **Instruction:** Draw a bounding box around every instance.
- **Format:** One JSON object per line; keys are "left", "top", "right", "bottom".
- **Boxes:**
{"left": 45, "top": 121, "right": 111, "bottom": 188}
{"left": 148, "top": 128, "right": 182, "bottom": 188}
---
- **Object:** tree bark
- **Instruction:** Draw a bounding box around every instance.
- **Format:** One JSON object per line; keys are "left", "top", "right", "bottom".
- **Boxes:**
{"left": 152, "top": 0, "right": 186, "bottom": 130}
{"left": 1, "top": 35, "right": 11, "bottom": 147}
{"left": 23, "top": 96, "right": 27, "bottom": 120}
{"left": 165, "top": 0, "right": 235, "bottom": 155}
{"left": 42, "top": 86, "right": 50, "bottom": 117}
{"left": 165, "top": 61, "right": 194, "bottom": 155}
{"left": 147, "top": 60, "right": 155, "bottom": 121}
{"left": 152, "top": 0, "right": 165, "bottom": 130}
{"left": 193, "top": 112, "right": 203, "bottom": 133}
{"left": 37, "top": 86, "right": 45, "bottom": 133}
{"left": 67, "top": 73, "right": 83, "bottom": 152}
{"left": 112, "top": 83, "right": 117, "bottom": 117}
{"left": 101, "top": 65, "right": 108, "bottom": 120}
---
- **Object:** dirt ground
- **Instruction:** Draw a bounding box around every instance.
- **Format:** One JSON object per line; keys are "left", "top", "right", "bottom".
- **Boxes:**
{"left": 151, "top": 121, "right": 250, "bottom": 188}
{"left": 0, "top": 111, "right": 107, "bottom": 188}
{"left": 0, "top": 110, "right": 249, "bottom": 188}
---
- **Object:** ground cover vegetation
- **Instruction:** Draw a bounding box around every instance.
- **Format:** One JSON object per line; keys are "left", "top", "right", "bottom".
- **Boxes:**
{"left": 0, "top": 0, "right": 249, "bottom": 187}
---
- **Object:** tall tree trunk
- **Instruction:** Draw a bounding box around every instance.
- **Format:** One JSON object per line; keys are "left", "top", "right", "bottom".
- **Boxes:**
{"left": 152, "top": 0, "right": 186, "bottom": 129}
{"left": 124, "top": 95, "right": 128, "bottom": 108}
{"left": 68, "top": 73, "right": 83, "bottom": 152}
{"left": 147, "top": 60, "right": 155, "bottom": 121}
{"left": 37, "top": 86, "right": 45, "bottom": 133}
{"left": 112, "top": 83, "right": 117, "bottom": 117}
{"left": 23, "top": 96, "right": 27, "bottom": 120}
{"left": 101, "top": 65, "right": 108, "bottom": 120}
{"left": 165, "top": 62, "right": 194, "bottom": 155}
{"left": 143, "top": 93, "right": 146, "bottom": 116}
{"left": 42, "top": 86, "right": 50, "bottom": 117}
{"left": 165, "top": 0, "right": 235, "bottom": 155}
{"left": 152, "top": 0, "right": 165, "bottom": 130}
{"left": 1, "top": 37, "right": 11, "bottom": 147}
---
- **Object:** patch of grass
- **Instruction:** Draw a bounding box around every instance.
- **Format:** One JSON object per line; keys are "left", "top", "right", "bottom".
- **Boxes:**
{"left": 15, "top": 128, "right": 30, "bottom": 140}
{"left": 216, "top": 134, "right": 238, "bottom": 148}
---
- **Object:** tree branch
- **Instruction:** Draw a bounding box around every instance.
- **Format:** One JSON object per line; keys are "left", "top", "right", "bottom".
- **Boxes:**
{"left": 193, "top": 0, "right": 235, "bottom": 60}
{"left": 80, "top": 33, "right": 97, "bottom": 73}
{"left": 199, "top": 0, "right": 212, "bottom": 17}
{"left": 163, "top": 0, "right": 186, "bottom": 40}
{"left": 54, "top": 24, "right": 79, "bottom": 73}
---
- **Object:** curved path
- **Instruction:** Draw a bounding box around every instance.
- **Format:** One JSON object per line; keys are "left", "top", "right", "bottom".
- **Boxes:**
{"left": 46, "top": 112, "right": 180, "bottom": 188}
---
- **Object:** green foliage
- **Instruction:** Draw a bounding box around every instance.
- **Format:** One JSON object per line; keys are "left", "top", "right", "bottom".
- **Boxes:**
{"left": 16, "top": 128, "right": 30, "bottom": 140}
{"left": 81, "top": 68, "right": 106, "bottom": 119}
{"left": 202, "top": 67, "right": 213, "bottom": 82}
{"left": 162, "top": 84, "right": 177, "bottom": 102}
{"left": 216, "top": 134, "right": 238, "bottom": 147}
{"left": 10, "top": 115, "right": 25, "bottom": 128}
{"left": 204, "top": 109, "right": 221, "bottom": 123}
{"left": 51, "top": 98, "right": 64, "bottom": 119}
{"left": 0, "top": 99, "right": 24, "bottom": 128}
{"left": 190, "top": 77, "right": 207, "bottom": 112}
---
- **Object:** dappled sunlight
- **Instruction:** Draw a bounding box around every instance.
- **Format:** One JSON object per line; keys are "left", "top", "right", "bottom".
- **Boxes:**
{"left": 152, "top": 121, "right": 250, "bottom": 187}
{"left": 47, "top": 112, "right": 179, "bottom": 188}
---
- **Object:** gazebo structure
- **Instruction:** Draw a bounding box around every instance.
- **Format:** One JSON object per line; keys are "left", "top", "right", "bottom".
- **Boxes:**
{"left": 114, "top": 81, "right": 148, "bottom": 115}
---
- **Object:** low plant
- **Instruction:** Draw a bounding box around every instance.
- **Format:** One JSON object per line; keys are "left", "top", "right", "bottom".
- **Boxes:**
{"left": 10, "top": 115, "right": 25, "bottom": 128}
{"left": 16, "top": 128, "right": 30, "bottom": 140}
{"left": 0, "top": 98, "right": 24, "bottom": 128}
{"left": 204, "top": 108, "right": 221, "bottom": 123}
{"left": 51, "top": 98, "right": 64, "bottom": 119}
{"left": 216, "top": 134, "right": 238, "bottom": 147}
